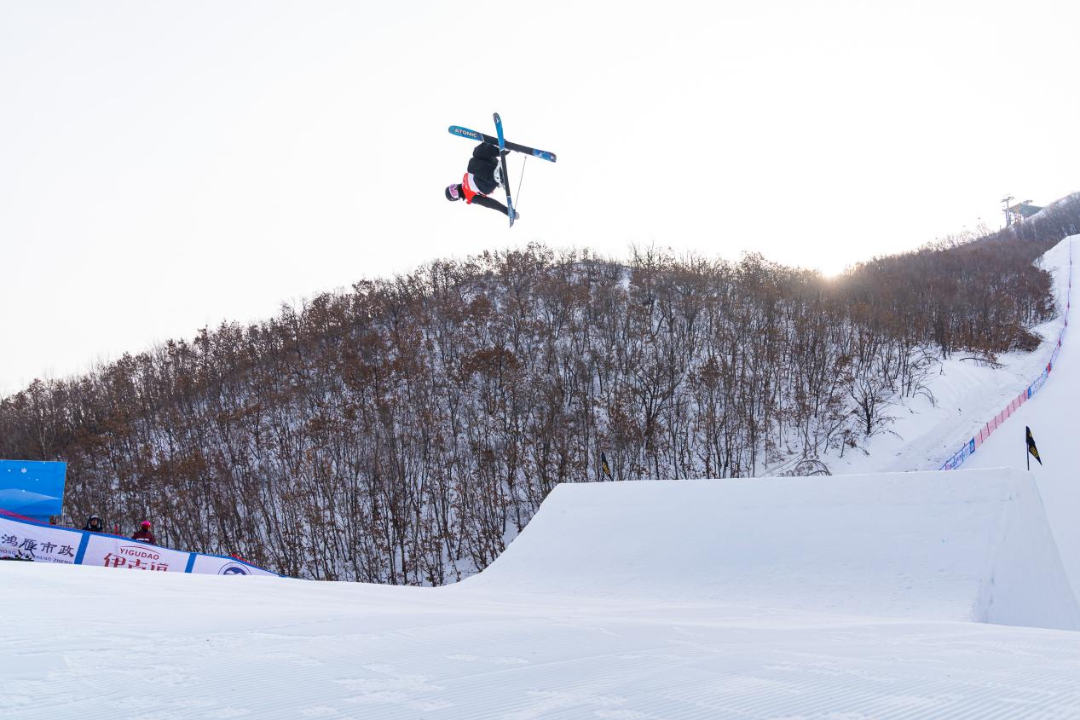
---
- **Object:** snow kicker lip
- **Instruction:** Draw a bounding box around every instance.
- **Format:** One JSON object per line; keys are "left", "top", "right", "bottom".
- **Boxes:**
{"left": 465, "top": 469, "right": 1080, "bottom": 631}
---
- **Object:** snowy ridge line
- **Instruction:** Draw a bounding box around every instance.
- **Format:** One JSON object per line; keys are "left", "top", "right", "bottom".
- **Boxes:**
{"left": 940, "top": 240, "right": 1073, "bottom": 471}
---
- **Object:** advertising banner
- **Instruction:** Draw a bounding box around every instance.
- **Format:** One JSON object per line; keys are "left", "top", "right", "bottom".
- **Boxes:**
{"left": 81, "top": 534, "right": 192, "bottom": 573}
{"left": 0, "top": 512, "right": 279, "bottom": 578}
{"left": 0, "top": 514, "right": 80, "bottom": 563}
{"left": 189, "top": 553, "right": 279, "bottom": 577}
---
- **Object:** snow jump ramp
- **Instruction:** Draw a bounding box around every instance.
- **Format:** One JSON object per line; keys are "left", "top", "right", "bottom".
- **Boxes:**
{"left": 466, "top": 468, "right": 1080, "bottom": 631}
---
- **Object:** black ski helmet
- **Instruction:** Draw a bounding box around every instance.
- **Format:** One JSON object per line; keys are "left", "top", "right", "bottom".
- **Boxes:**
{"left": 445, "top": 184, "right": 462, "bottom": 202}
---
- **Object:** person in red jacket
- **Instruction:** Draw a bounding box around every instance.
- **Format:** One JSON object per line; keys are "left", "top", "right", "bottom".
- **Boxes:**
{"left": 132, "top": 520, "right": 155, "bottom": 544}
{"left": 444, "top": 142, "right": 518, "bottom": 219}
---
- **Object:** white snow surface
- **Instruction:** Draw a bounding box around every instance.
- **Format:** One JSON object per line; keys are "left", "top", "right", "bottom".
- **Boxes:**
{"left": 4, "top": 527, "right": 1080, "bottom": 719}
{"left": 958, "top": 285, "right": 1080, "bottom": 603}
{"left": 5, "top": 238, "right": 1080, "bottom": 718}
{"left": 464, "top": 471, "right": 1079, "bottom": 631}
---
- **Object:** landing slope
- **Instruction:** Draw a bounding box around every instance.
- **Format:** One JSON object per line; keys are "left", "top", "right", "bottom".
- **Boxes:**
{"left": 960, "top": 309, "right": 1080, "bottom": 601}
{"left": 465, "top": 469, "right": 1080, "bottom": 631}
{"left": 5, "top": 561, "right": 1080, "bottom": 719}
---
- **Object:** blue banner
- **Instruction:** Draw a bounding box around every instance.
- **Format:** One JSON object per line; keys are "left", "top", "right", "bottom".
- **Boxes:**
{"left": 0, "top": 460, "right": 67, "bottom": 522}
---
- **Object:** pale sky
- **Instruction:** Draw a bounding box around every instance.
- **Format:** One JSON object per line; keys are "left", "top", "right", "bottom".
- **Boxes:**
{"left": 2, "top": 0, "right": 1078, "bottom": 394}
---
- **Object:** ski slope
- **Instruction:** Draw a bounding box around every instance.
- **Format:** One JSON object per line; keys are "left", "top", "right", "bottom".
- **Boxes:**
{"left": 897, "top": 236, "right": 1080, "bottom": 601}
{"left": 824, "top": 237, "right": 1075, "bottom": 478}
{"left": 5, "top": 239, "right": 1080, "bottom": 718}
{"left": 958, "top": 298, "right": 1080, "bottom": 602}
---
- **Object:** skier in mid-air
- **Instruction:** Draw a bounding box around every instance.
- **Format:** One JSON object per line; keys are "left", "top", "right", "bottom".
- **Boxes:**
{"left": 445, "top": 142, "right": 518, "bottom": 220}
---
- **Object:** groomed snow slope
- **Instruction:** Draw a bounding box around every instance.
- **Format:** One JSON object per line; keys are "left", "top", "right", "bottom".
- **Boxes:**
{"left": 5, "top": 529, "right": 1080, "bottom": 719}
{"left": 958, "top": 295, "right": 1080, "bottom": 603}
{"left": 933, "top": 240, "right": 1075, "bottom": 604}
{"left": 464, "top": 470, "right": 1080, "bottom": 631}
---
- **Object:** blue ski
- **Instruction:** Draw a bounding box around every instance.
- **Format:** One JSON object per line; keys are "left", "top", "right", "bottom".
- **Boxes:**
{"left": 494, "top": 113, "right": 516, "bottom": 228}
{"left": 448, "top": 125, "right": 557, "bottom": 163}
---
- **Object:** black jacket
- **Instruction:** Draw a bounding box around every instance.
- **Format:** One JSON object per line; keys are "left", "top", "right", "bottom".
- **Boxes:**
{"left": 472, "top": 195, "right": 511, "bottom": 216}
{"left": 467, "top": 142, "right": 502, "bottom": 195}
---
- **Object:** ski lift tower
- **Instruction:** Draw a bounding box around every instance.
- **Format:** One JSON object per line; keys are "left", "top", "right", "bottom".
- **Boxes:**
{"left": 1007, "top": 200, "right": 1042, "bottom": 225}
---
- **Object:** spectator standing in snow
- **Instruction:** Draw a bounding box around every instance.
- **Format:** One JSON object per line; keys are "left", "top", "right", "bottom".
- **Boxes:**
{"left": 132, "top": 520, "right": 155, "bottom": 544}
{"left": 82, "top": 515, "right": 105, "bottom": 533}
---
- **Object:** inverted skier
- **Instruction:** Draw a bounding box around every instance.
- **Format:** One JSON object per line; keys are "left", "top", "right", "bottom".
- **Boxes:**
{"left": 444, "top": 142, "right": 518, "bottom": 220}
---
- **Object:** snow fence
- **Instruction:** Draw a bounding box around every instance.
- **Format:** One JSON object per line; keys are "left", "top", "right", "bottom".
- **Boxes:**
{"left": 0, "top": 510, "right": 279, "bottom": 577}
{"left": 466, "top": 470, "right": 1080, "bottom": 631}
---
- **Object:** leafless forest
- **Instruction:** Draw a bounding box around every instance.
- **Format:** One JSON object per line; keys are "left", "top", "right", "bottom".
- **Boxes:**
{"left": 3, "top": 194, "right": 1079, "bottom": 582}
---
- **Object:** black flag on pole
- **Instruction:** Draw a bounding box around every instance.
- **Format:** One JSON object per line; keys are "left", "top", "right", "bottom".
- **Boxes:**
{"left": 1026, "top": 426, "right": 1042, "bottom": 466}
